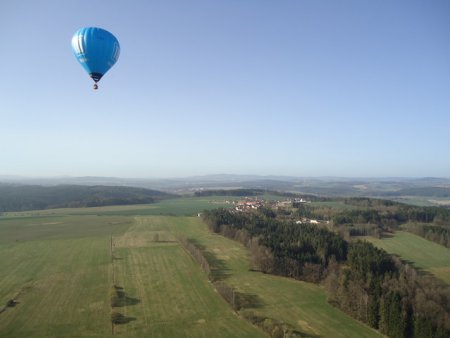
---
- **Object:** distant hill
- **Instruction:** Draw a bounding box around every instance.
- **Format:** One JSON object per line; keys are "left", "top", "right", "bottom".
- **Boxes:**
{"left": 1, "top": 175, "right": 449, "bottom": 198}
{"left": 0, "top": 184, "right": 175, "bottom": 212}
{"left": 379, "top": 186, "right": 450, "bottom": 198}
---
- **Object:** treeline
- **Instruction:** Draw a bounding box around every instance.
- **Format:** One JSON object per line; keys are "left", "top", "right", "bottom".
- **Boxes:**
{"left": 403, "top": 223, "right": 450, "bottom": 248}
{"left": 203, "top": 208, "right": 347, "bottom": 282}
{"left": 327, "top": 243, "right": 450, "bottom": 338}
{"left": 178, "top": 236, "right": 245, "bottom": 311}
{"left": 292, "top": 197, "right": 450, "bottom": 227}
{"left": 0, "top": 184, "right": 174, "bottom": 212}
{"left": 177, "top": 235, "right": 211, "bottom": 276}
{"left": 332, "top": 205, "right": 450, "bottom": 227}
{"left": 177, "top": 233, "right": 302, "bottom": 337}
{"left": 194, "top": 188, "right": 321, "bottom": 201}
{"left": 381, "top": 187, "right": 450, "bottom": 198}
{"left": 324, "top": 241, "right": 450, "bottom": 338}
{"left": 292, "top": 197, "right": 450, "bottom": 244}
{"left": 202, "top": 208, "right": 450, "bottom": 338}
{"left": 194, "top": 189, "right": 266, "bottom": 197}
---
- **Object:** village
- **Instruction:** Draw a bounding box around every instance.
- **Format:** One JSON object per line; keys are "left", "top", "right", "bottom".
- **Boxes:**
{"left": 220, "top": 196, "right": 326, "bottom": 225}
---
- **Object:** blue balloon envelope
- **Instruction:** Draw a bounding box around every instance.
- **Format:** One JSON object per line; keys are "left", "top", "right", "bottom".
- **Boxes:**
{"left": 71, "top": 27, "right": 120, "bottom": 88}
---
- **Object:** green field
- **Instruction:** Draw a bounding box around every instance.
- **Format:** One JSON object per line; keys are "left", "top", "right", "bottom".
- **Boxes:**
{"left": 1, "top": 196, "right": 234, "bottom": 218}
{"left": 366, "top": 231, "right": 450, "bottom": 285}
{"left": 163, "top": 217, "right": 381, "bottom": 338}
{"left": 0, "top": 214, "right": 134, "bottom": 337}
{"left": 111, "top": 217, "right": 262, "bottom": 337}
{"left": 391, "top": 196, "right": 450, "bottom": 207}
{"left": 0, "top": 199, "right": 382, "bottom": 337}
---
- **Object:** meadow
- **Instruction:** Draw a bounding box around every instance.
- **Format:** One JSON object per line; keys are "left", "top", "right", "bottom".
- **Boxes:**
{"left": 366, "top": 231, "right": 450, "bottom": 285}
{"left": 0, "top": 197, "right": 382, "bottom": 337}
{"left": 0, "top": 219, "right": 119, "bottom": 337}
{"left": 1, "top": 196, "right": 233, "bottom": 218}
{"left": 164, "top": 217, "right": 381, "bottom": 338}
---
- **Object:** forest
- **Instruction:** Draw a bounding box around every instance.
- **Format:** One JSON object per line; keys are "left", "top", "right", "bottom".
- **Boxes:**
{"left": 202, "top": 207, "right": 450, "bottom": 338}
{"left": 292, "top": 197, "right": 450, "bottom": 246}
{"left": 402, "top": 223, "right": 450, "bottom": 248}
{"left": 0, "top": 184, "right": 174, "bottom": 212}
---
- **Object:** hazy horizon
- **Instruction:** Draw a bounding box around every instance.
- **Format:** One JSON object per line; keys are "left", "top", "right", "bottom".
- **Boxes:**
{"left": 1, "top": 173, "right": 449, "bottom": 181}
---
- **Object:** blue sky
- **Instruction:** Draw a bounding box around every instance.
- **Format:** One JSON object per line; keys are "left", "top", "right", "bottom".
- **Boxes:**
{"left": 1, "top": 0, "right": 449, "bottom": 178}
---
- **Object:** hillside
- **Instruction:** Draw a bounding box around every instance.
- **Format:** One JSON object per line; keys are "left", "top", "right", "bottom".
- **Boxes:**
{"left": 1, "top": 176, "right": 449, "bottom": 203}
{"left": 0, "top": 184, "right": 175, "bottom": 212}
{"left": 380, "top": 186, "right": 450, "bottom": 198}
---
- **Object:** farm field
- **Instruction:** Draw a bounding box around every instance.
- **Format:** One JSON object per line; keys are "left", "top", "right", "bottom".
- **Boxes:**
{"left": 0, "top": 212, "right": 262, "bottom": 337}
{"left": 111, "top": 217, "right": 263, "bottom": 337}
{"left": 0, "top": 198, "right": 382, "bottom": 337}
{"left": 0, "top": 216, "right": 131, "bottom": 336}
{"left": 1, "top": 196, "right": 234, "bottom": 218}
{"left": 366, "top": 231, "right": 450, "bottom": 285}
{"left": 390, "top": 196, "right": 450, "bottom": 207}
{"left": 0, "top": 194, "right": 288, "bottom": 219}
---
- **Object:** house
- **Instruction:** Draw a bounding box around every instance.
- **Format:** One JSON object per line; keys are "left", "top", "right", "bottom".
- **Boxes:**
{"left": 234, "top": 198, "right": 264, "bottom": 212}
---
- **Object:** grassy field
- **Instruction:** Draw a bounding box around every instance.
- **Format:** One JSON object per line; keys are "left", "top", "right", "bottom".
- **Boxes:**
{"left": 165, "top": 217, "right": 382, "bottom": 337}
{"left": 366, "top": 231, "right": 450, "bottom": 285}
{"left": 0, "top": 230, "right": 114, "bottom": 336}
{"left": 390, "top": 196, "right": 450, "bottom": 207}
{"left": 0, "top": 209, "right": 263, "bottom": 337}
{"left": 1, "top": 196, "right": 233, "bottom": 218}
{"left": 0, "top": 198, "right": 382, "bottom": 337}
{"left": 111, "top": 217, "right": 263, "bottom": 337}
{"left": 0, "top": 194, "right": 288, "bottom": 219}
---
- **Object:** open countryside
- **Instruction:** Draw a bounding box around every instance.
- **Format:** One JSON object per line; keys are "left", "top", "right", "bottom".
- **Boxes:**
{"left": 3, "top": 1, "right": 450, "bottom": 337}
{"left": 0, "top": 198, "right": 385, "bottom": 337}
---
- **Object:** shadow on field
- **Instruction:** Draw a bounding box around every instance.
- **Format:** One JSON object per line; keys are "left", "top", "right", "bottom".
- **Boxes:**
{"left": 111, "top": 285, "right": 140, "bottom": 307}
{"left": 380, "top": 232, "right": 395, "bottom": 239}
{"left": 243, "top": 311, "right": 320, "bottom": 338}
{"left": 204, "top": 251, "right": 231, "bottom": 281}
{"left": 188, "top": 238, "right": 231, "bottom": 281}
{"left": 291, "top": 330, "right": 319, "bottom": 338}
{"left": 235, "top": 292, "right": 264, "bottom": 309}
{"left": 111, "top": 312, "right": 136, "bottom": 324}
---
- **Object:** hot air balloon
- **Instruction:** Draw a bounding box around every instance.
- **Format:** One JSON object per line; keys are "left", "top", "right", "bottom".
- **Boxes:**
{"left": 71, "top": 27, "right": 120, "bottom": 90}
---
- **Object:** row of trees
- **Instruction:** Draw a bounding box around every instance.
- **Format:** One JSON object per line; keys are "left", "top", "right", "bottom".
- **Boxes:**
{"left": 194, "top": 189, "right": 266, "bottom": 197}
{"left": 402, "top": 223, "right": 450, "bottom": 248}
{"left": 177, "top": 236, "right": 211, "bottom": 277}
{"left": 331, "top": 206, "right": 450, "bottom": 227}
{"left": 176, "top": 229, "right": 304, "bottom": 338}
{"left": 202, "top": 208, "right": 450, "bottom": 338}
{"left": 176, "top": 236, "right": 241, "bottom": 309}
